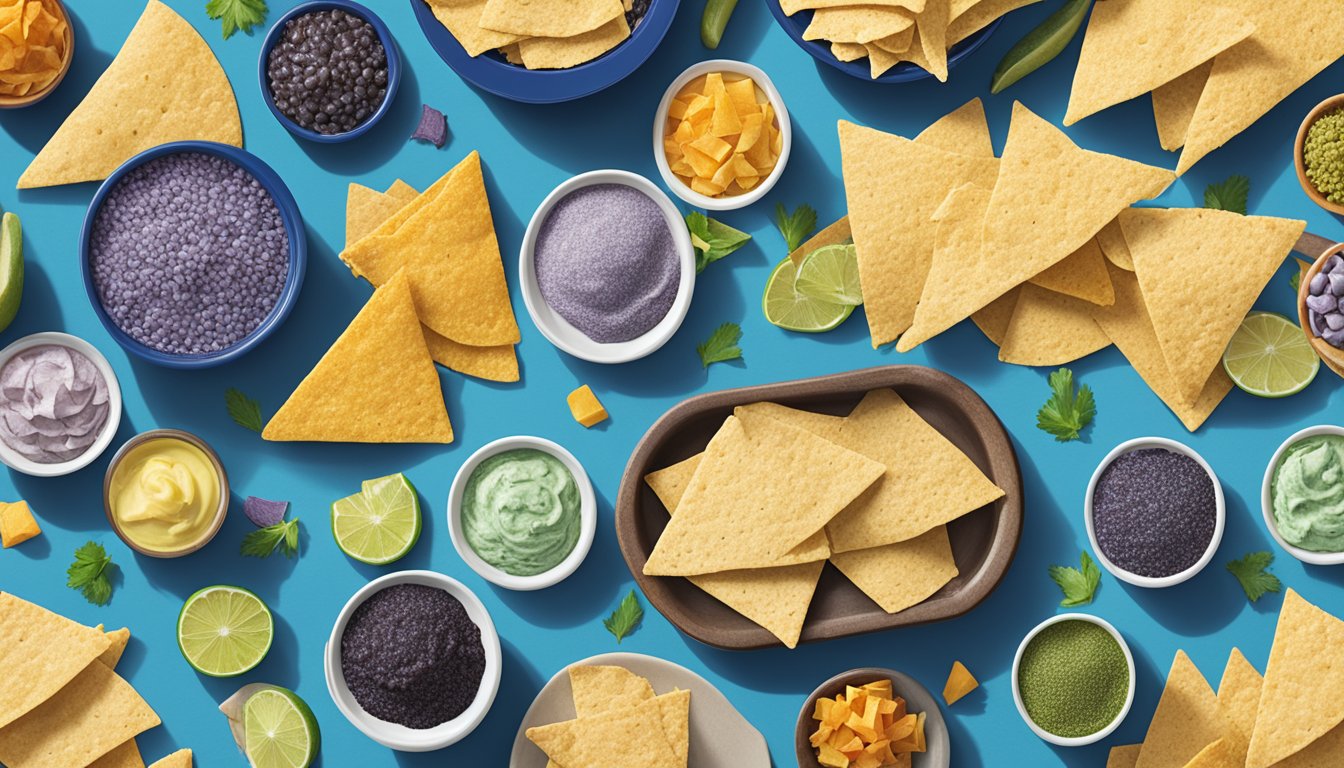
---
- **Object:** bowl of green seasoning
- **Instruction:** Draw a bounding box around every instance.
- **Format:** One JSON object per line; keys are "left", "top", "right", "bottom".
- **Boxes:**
{"left": 1295, "top": 95, "right": 1344, "bottom": 215}
{"left": 1011, "top": 614, "right": 1134, "bottom": 747}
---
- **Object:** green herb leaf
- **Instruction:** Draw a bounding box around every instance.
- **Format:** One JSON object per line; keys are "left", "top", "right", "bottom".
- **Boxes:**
{"left": 241, "top": 518, "right": 301, "bottom": 559}
{"left": 696, "top": 322, "right": 743, "bottom": 368}
{"left": 773, "top": 203, "right": 817, "bottom": 254}
{"left": 1204, "top": 175, "right": 1250, "bottom": 215}
{"left": 1049, "top": 551, "right": 1101, "bottom": 607}
{"left": 1227, "top": 551, "right": 1282, "bottom": 603}
{"left": 1290, "top": 270, "right": 1303, "bottom": 295}
{"left": 205, "top": 0, "right": 268, "bottom": 39}
{"left": 686, "top": 212, "right": 752, "bottom": 274}
{"left": 1036, "top": 367, "right": 1095, "bottom": 442}
{"left": 603, "top": 589, "right": 644, "bottom": 643}
{"left": 225, "top": 388, "right": 263, "bottom": 433}
{"left": 67, "top": 541, "right": 115, "bottom": 606}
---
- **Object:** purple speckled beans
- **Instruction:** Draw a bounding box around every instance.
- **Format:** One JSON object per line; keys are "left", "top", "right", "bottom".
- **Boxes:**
{"left": 267, "top": 9, "right": 387, "bottom": 136}
{"left": 1308, "top": 253, "right": 1344, "bottom": 350}
{"left": 89, "top": 152, "right": 289, "bottom": 356}
{"left": 1091, "top": 448, "right": 1217, "bottom": 579}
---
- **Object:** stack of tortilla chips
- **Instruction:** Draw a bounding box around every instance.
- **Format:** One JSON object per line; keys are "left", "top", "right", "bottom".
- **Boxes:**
{"left": 837, "top": 99, "right": 1305, "bottom": 431}
{"left": 641, "top": 388, "right": 1005, "bottom": 649}
{"left": 424, "top": 0, "right": 632, "bottom": 70}
{"left": 526, "top": 665, "right": 690, "bottom": 768}
{"left": 1065, "top": 0, "right": 1344, "bottom": 174}
{"left": 0, "top": 592, "right": 192, "bottom": 768}
{"left": 1108, "top": 589, "right": 1344, "bottom": 768}
{"left": 781, "top": 0, "right": 1040, "bottom": 81}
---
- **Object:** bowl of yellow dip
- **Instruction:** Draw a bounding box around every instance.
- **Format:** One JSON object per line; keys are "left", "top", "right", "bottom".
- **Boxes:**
{"left": 1263, "top": 425, "right": 1344, "bottom": 566}
{"left": 103, "top": 429, "right": 229, "bottom": 558}
{"left": 448, "top": 435, "right": 596, "bottom": 591}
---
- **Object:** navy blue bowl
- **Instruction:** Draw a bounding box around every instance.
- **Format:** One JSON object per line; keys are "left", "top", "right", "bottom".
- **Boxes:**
{"left": 259, "top": 0, "right": 402, "bottom": 143}
{"left": 80, "top": 142, "right": 308, "bottom": 370}
{"left": 409, "top": 0, "right": 679, "bottom": 104}
{"left": 767, "top": 1, "right": 1002, "bottom": 83}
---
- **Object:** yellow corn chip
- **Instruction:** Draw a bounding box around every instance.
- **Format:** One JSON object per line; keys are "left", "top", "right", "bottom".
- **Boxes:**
{"left": 942, "top": 661, "right": 978, "bottom": 705}
{"left": 790, "top": 216, "right": 854, "bottom": 267}
{"left": 872, "top": 26, "right": 914, "bottom": 55}
{"left": 831, "top": 41, "right": 869, "bottom": 62}
{"left": 998, "top": 284, "right": 1111, "bottom": 366}
{"left": 865, "top": 41, "right": 905, "bottom": 78}
{"left": 346, "top": 183, "right": 410, "bottom": 248}
{"left": 99, "top": 626, "right": 131, "bottom": 669}
{"left": 917, "top": 97, "right": 994, "bottom": 157}
{"left": 1135, "top": 650, "right": 1224, "bottom": 768}
{"left": 0, "top": 592, "right": 110, "bottom": 729}
{"left": 146, "top": 749, "right": 192, "bottom": 768}
{"left": 1150, "top": 61, "right": 1209, "bottom": 153}
{"left": 518, "top": 15, "right": 630, "bottom": 70}
{"left": 1028, "top": 238, "right": 1115, "bottom": 306}
{"left": 428, "top": 0, "right": 523, "bottom": 57}
{"left": 385, "top": 179, "right": 418, "bottom": 202}
{"left": 479, "top": 0, "right": 623, "bottom": 37}
{"left": 804, "top": 5, "right": 914, "bottom": 44}
{"left": 569, "top": 665, "right": 654, "bottom": 714}
{"left": 1097, "top": 218, "right": 1134, "bottom": 271}
{"left": 948, "top": 0, "right": 1039, "bottom": 45}
{"left": 903, "top": 183, "right": 992, "bottom": 349}
{"left": 1108, "top": 745, "right": 1141, "bottom": 768}
{"left": 829, "top": 527, "right": 958, "bottom": 613}
{"left": 422, "top": 330, "right": 518, "bottom": 382}
{"left": 971, "top": 286, "right": 1020, "bottom": 347}
{"left": 526, "top": 696, "right": 681, "bottom": 768}
{"left": 1205, "top": 649, "right": 1262, "bottom": 764}
{"left": 1272, "top": 719, "right": 1344, "bottom": 768}
{"left": 914, "top": 0, "right": 950, "bottom": 82}
{"left": 781, "top": 0, "right": 925, "bottom": 14}
{"left": 88, "top": 740, "right": 145, "bottom": 768}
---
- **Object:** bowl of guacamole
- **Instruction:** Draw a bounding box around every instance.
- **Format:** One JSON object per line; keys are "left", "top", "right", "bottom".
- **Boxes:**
{"left": 1263, "top": 425, "right": 1344, "bottom": 565}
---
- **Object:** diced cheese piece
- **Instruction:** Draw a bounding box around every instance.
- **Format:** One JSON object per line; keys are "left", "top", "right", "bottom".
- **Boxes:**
{"left": 668, "top": 97, "right": 690, "bottom": 120}
{"left": 942, "top": 661, "right": 978, "bottom": 705}
{"left": 565, "top": 385, "right": 608, "bottom": 428}
{"left": 689, "top": 133, "right": 733, "bottom": 164}
{"left": 0, "top": 500, "right": 39, "bottom": 548}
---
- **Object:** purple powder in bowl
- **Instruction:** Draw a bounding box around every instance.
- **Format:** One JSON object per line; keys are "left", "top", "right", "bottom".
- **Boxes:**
{"left": 533, "top": 183, "right": 679, "bottom": 344}
{"left": 1091, "top": 448, "right": 1217, "bottom": 579}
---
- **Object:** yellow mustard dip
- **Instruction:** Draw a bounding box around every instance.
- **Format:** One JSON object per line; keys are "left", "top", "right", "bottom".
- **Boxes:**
{"left": 109, "top": 437, "right": 222, "bottom": 552}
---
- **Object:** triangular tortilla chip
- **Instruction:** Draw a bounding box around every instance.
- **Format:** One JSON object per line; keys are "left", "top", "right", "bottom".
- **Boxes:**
{"left": 999, "top": 283, "right": 1111, "bottom": 366}
{"left": 479, "top": 0, "right": 623, "bottom": 38}
{"left": 790, "top": 217, "right": 854, "bottom": 267}
{"left": 146, "top": 750, "right": 192, "bottom": 768}
{"left": 346, "top": 184, "right": 411, "bottom": 248}
{"left": 87, "top": 739, "right": 144, "bottom": 768}
{"left": 829, "top": 527, "right": 958, "bottom": 613}
{"left": 914, "top": 0, "right": 950, "bottom": 82}
{"left": 917, "top": 97, "right": 994, "bottom": 157}
{"left": 1097, "top": 218, "right": 1135, "bottom": 271}
{"left": 17, "top": 0, "right": 240, "bottom": 189}
{"left": 99, "top": 626, "right": 131, "bottom": 669}
{"left": 971, "top": 286, "right": 1020, "bottom": 347}
{"left": 517, "top": 15, "right": 630, "bottom": 70}
{"left": 1205, "top": 649, "right": 1262, "bottom": 764}
{"left": 526, "top": 696, "right": 681, "bottom": 768}
{"left": 1273, "top": 719, "right": 1344, "bottom": 768}
{"left": 803, "top": 5, "right": 914, "bottom": 44}
{"left": 1135, "top": 650, "right": 1224, "bottom": 768}
{"left": 570, "top": 666, "right": 655, "bottom": 716}
{"left": 263, "top": 272, "right": 453, "bottom": 443}
{"left": 872, "top": 26, "right": 915, "bottom": 56}
{"left": 948, "top": 0, "right": 1039, "bottom": 44}
{"left": 430, "top": 0, "right": 523, "bottom": 58}
{"left": 781, "top": 0, "right": 924, "bottom": 15}
{"left": 385, "top": 179, "right": 418, "bottom": 202}
{"left": 423, "top": 331, "right": 519, "bottom": 382}
{"left": 0, "top": 592, "right": 110, "bottom": 728}
{"left": 1108, "top": 745, "right": 1141, "bottom": 768}
{"left": 1150, "top": 60, "right": 1211, "bottom": 152}
{"left": 903, "top": 183, "right": 993, "bottom": 349}
{"left": 1028, "top": 238, "right": 1115, "bottom": 306}
{"left": 1120, "top": 207, "right": 1306, "bottom": 402}
{"left": 1064, "top": 0, "right": 1254, "bottom": 125}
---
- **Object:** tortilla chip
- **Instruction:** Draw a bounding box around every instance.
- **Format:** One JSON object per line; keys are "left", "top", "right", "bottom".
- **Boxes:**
{"left": 804, "top": 5, "right": 914, "bottom": 44}
{"left": 1108, "top": 745, "right": 1141, "bottom": 768}
{"left": 99, "top": 626, "right": 131, "bottom": 669}
{"left": 1209, "top": 649, "right": 1262, "bottom": 763}
{"left": 429, "top": 0, "right": 523, "bottom": 57}
{"left": 385, "top": 179, "right": 418, "bottom": 202}
{"left": 971, "top": 286, "right": 1020, "bottom": 346}
{"left": 917, "top": 97, "right": 994, "bottom": 157}
{"left": 18, "top": 0, "right": 240, "bottom": 189}
{"left": 1135, "top": 651, "right": 1224, "bottom": 768}
{"left": 653, "top": 690, "right": 691, "bottom": 766}
{"left": 146, "top": 749, "right": 192, "bottom": 768}
{"left": 527, "top": 696, "right": 681, "bottom": 768}
{"left": 0, "top": 592, "right": 111, "bottom": 729}
{"left": 87, "top": 739, "right": 144, "bottom": 768}
{"left": 914, "top": 0, "right": 950, "bottom": 82}
{"left": 790, "top": 217, "right": 853, "bottom": 267}
{"left": 479, "top": 0, "right": 622, "bottom": 37}
{"left": 782, "top": 0, "right": 925, "bottom": 14}
{"left": 263, "top": 271, "right": 454, "bottom": 443}
{"left": 831, "top": 41, "right": 869, "bottom": 61}
{"left": 346, "top": 184, "right": 410, "bottom": 248}
{"left": 570, "top": 666, "right": 655, "bottom": 716}
{"left": 1273, "top": 719, "right": 1344, "bottom": 768}
{"left": 865, "top": 42, "right": 904, "bottom": 78}
{"left": 872, "top": 26, "right": 914, "bottom": 55}
{"left": 1149, "top": 61, "right": 1210, "bottom": 152}
{"left": 904, "top": 183, "right": 994, "bottom": 349}
{"left": 517, "top": 15, "right": 630, "bottom": 69}
{"left": 1120, "top": 207, "right": 1306, "bottom": 402}
{"left": 1097, "top": 218, "right": 1134, "bottom": 270}
{"left": 998, "top": 284, "right": 1111, "bottom": 366}
{"left": 1028, "top": 238, "right": 1115, "bottom": 306}
{"left": 829, "top": 527, "right": 958, "bottom": 613}
{"left": 1064, "top": 0, "right": 1254, "bottom": 125}
{"left": 948, "top": 0, "right": 1039, "bottom": 45}
{"left": 422, "top": 330, "right": 519, "bottom": 382}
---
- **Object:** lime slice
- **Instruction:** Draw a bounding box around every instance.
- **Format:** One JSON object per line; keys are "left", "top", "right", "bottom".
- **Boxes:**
{"left": 331, "top": 472, "right": 421, "bottom": 565}
{"left": 243, "top": 687, "right": 320, "bottom": 768}
{"left": 177, "top": 586, "right": 273, "bottom": 677}
{"left": 990, "top": 0, "right": 1093, "bottom": 94}
{"left": 1223, "top": 311, "right": 1320, "bottom": 398}
{"left": 763, "top": 256, "right": 853, "bottom": 332}
{"left": 0, "top": 212, "right": 24, "bottom": 333}
{"left": 794, "top": 244, "right": 863, "bottom": 307}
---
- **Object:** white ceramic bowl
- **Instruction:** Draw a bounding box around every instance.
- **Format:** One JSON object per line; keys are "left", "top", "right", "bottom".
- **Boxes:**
{"left": 448, "top": 436, "right": 597, "bottom": 591}
{"left": 0, "top": 332, "right": 122, "bottom": 477}
{"left": 652, "top": 59, "right": 792, "bottom": 211}
{"left": 1261, "top": 425, "right": 1344, "bottom": 566}
{"left": 1084, "top": 437, "right": 1225, "bottom": 588}
{"left": 519, "top": 169, "right": 695, "bottom": 364}
{"left": 324, "top": 570, "right": 502, "bottom": 751}
{"left": 1011, "top": 613, "right": 1135, "bottom": 747}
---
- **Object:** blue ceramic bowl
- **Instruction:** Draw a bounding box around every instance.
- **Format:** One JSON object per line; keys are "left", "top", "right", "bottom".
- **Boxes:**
{"left": 259, "top": 0, "right": 401, "bottom": 143}
{"left": 409, "top": 0, "right": 679, "bottom": 104}
{"left": 767, "top": 1, "right": 1002, "bottom": 83}
{"left": 79, "top": 142, "right": 307, "bottom": 369}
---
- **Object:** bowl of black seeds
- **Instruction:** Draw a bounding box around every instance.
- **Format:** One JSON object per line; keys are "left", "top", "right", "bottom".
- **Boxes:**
{"left": 1085, "top": 437, "right": 1225, "bottom": 588}
{"left": 325, "top": 570, "right": 502, "bottom": 751}
{"left": 259, "top": 0, "right": 399, "bottom": 143}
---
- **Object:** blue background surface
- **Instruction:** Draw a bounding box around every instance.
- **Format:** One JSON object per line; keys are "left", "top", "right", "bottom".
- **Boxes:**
{"left": 2, "top": 1, "right": 1344, "bottom": 766}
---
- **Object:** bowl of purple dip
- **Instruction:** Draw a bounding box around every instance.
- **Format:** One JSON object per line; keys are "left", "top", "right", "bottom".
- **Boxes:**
{"left": 80, "top": 141, "right": 307, "bottom": 369}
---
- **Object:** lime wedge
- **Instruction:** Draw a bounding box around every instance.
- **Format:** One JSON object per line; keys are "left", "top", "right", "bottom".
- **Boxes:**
{"left": 0, "top": 212, "right": 24, "bottom": 333}
{"left": 1223, "top": 311, "right": 1319, "bottom": 398}
{"left": 990, "top": 0, "right": 1093, "bottom": 94}
{"left": 331, "top": 473, "right": 421, "bottom": 565}
{"left": 243, "top": 687, "right": 320, "bottom": 768}
{"left": 763, "top": 256, "right": 853, "bottom": 332}
{"left": 177, "top": 586, "right": 273, "bottom": 677}
{"left": 794, "top": 244, "right": 863, "bottom": 307}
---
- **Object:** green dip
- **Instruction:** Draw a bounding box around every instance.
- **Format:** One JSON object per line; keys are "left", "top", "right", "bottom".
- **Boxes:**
{"left": 461, "top": 448, "right": 581, "bottom": 576}
{"left": 1305, "top": 109, "right": 1344, "bottom": 203}
{"left": 1271, "top": 434, "right": 1344, "bottom": 553}
{"left": 1017, "top": 620, "right": 1129, "bottom": 738}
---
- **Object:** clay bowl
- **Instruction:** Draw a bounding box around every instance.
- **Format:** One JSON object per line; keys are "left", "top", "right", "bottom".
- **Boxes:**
{"left": 1295, "top": 94, "right": 1344, "bottom": 216}
{"left": 1297, "top": 239, "right": 1344, "bottom": 379}
{"left": 0, "top": 0, "right": 74, "bottom": 109}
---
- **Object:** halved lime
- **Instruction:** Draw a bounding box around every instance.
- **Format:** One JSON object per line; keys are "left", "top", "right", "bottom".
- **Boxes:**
{"left": 1223, "top": 311, "right": 1319, "bottom": 398}
{"left": 0, "top": 212, "right": 24, "bottom": 333}
{"left": 794, "top": 244, "right": 863, "bottom": 306}
{"left": 243, "top": 687, "right": 320, "bottom": 768}
{"left": 177, "top": 586, "right": 273, "bottom": 677}
{"left": 331, "top": 473, "right": 421, "bottom": 565}
{"left": 763, "top": 256, "right": 853, "bottom": 332}
{"left": 990, "top": 0, "right": 1093, "bottom": 94}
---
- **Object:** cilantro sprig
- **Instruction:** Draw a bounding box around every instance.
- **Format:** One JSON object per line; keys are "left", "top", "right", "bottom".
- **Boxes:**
{"left": 603, "top": 589, "right": 644, "bottom": 643}
{"left": 225, "top": 388, "right": 263, "bottom": 433}
{"left": 686, "top": 212, "right": 751, "bottom": 273}
{"left": 1036, "top": 368, "right": 1095, "bottom": 442}
{"left": 697, "top": 322, "right": 743, "bottom": 368}
{"left": 1227, "top": 551, "right": 1282, "bottom": 603}
{"left": 67, "top": 542, "right": 115, "bottom": 606}
{"left": 1204, "top": 175, "right": 1250, "bottom": 215}
{"left": 1049, "top": 551, "right": 1101, "bottom": 607}
{"left": 241, "top": 518, "right": 301, "bottom": 559}
{"left": 205, "top": 0, "right": 268, "bottom": 39}
{"left": 773, "top": 203, "right": 817, "bottom": 253}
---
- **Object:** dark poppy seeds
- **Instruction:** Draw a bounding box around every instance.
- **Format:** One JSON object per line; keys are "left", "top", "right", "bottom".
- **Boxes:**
{"left": 267, "top": 9, "right": 388, "bottom": 135}
{"left": 1092, "top": 448, "right": 1217, "bottom": 578}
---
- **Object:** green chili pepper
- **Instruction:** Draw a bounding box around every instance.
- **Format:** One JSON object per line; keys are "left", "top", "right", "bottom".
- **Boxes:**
{"left": 701, "top": 0, "right": 739, "bottom": 49}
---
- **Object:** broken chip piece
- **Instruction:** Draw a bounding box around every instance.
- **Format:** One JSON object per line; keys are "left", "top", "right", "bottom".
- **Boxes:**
{"left": 243, "top": 497, "right": 289, "bottom": 529}
{"left": 411, "top": 104, "right": 447, "bottom": 148}
{"left": 942, "top": 661, "right": 978, "bottom": 705}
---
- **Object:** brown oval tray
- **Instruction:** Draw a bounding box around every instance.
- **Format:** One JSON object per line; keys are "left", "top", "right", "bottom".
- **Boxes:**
{"left": 615, "top": 365, "right": 1023, "bottom": 650}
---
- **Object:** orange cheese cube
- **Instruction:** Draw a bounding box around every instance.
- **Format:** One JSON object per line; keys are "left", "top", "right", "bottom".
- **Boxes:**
{"left": 668, "top": 97, "right": 691, "bottom": 121}
{"left": 0, "top": 500, "right": 40, "bottom": 548}
{"left": 943, "top": 661, "right": 979, "bottom": 705}
{"left": 566, "top": 385, "right": 608, "bottom": 428}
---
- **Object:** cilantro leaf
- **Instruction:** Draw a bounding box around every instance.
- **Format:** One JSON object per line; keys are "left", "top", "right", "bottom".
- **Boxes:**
{"left": 241, "top": 518, "right": 301, "bottom": 559}
{"left": 696, "top": 322, "right": 743, "bottom": 368}
{"left": 1049, "top": 551, "right": 1101, "bottom": 607}
{"left": 1290, "top": 269, "right": 1303, "bottom": 295}
{"left": 206, "top": 0, "right": 268, "bottom": 39}
{"left": 67, "top": 541, "right": 115, "bottom": 606}
{"left": 603, "top": 589, "right": 644, "bottom": 643}
{"left": 1036, "top": 368, "right": 1095, "bottom": 442}
{"left": 1204, "top": 174, "right": 1250, "bottom": 215}
{"left": 1227, "top": 551, "right": 1282, "bottom": 603}
{"left": 773, "top": 203, "right": 817, "bottom": 254}
{"left": 225, "top": 388, "right": 263, "bottom": 433}
{"left": 686, "top": 212, "right": 752, "bottom": 273}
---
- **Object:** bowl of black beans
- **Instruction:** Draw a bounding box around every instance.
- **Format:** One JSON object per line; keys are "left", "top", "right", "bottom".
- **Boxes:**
{"left": 259, "top": 0, "right": 400, "bottom": 143}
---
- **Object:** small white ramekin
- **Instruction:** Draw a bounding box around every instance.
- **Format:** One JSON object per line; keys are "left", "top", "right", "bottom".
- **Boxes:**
{"left": 1261, "top": 425, "right": 1344, "bottom": 566}
{"left": 1085, "top": 437, "right": 1225, "bottom": 588}
{"left": 652, "top": 59, "right": 791, "bottom": 211}
{"left": 324, "top": 570, "right": 502, "bottom": 751}
{"left": 0, "top": 332, "right": 122, "bottom": 477}
{"left": 519, "top": 169, "right": 695, "bottom": 364}
{"left": 448, "top": 435, "right": 596, "bottom": 591}
{"left": 1011, "top": 613, "right": 1135, "bottom": 747}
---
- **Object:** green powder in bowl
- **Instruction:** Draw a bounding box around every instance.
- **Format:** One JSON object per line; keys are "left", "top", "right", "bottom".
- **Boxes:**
{"left": 1017, "top": 619, "right": 1130, "bottom": 738}
{"left": 1305, "top": 108, "right": 1344, "bottom": 204}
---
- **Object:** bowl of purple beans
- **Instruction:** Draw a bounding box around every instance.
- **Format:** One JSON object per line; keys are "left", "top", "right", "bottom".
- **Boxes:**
{"left": 259, "top": 0, "right": 400, "bottom": 143}
{"left": 1299, "top": 243, "right": 1344, "bottom": 379}
{"left": 80, "top": 141, "right": 306, "bottom": 369}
